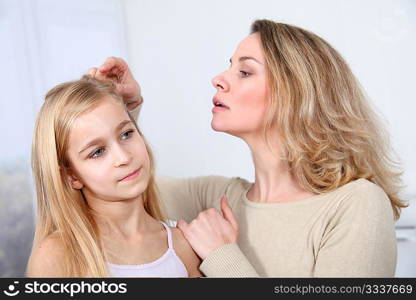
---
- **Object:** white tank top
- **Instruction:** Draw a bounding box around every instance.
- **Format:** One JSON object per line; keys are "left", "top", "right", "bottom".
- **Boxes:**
{"left": 107, "top": 221, "right": 189, "bottom": 277}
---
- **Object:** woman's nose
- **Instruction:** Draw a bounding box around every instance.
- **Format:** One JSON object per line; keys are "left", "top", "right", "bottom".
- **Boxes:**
{"left": 211, "top": 72, "right": 229, "bottom": 92}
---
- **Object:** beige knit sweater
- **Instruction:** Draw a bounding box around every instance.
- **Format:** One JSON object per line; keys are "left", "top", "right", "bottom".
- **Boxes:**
{"left": 156, "top": 176, "right": 397, "bottom": 277}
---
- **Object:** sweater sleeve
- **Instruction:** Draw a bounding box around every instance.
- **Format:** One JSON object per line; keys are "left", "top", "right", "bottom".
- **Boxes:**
{"left": 200, "top": 243, "right": 260, "bottom": 277}
{"left": 156, "top": 175, "right": 234, "bottom": 223}
{"left": 128, "top": 103, "right": 141, "bottom": 122}
{"left": 313, "top": 180, "right": 397, "bottom": 277}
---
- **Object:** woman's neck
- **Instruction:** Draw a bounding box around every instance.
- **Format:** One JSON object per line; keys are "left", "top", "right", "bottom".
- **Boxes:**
{"left": 243, "top": 132, "right": 314, "bottom": 203}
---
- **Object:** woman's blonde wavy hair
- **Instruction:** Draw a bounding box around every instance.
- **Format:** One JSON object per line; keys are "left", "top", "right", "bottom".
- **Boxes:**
{"left": 30, "top": 76, "right": 165, "bottom": 277}
{"left": 251, "top": 19, "right": 406, "bottom": 219}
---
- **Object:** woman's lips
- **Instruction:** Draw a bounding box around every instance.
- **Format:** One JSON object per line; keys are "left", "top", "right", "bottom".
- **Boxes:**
{"left": 212, "top": 106, "right": 229, "bottom": 113}
{"left": 119, "top": 167, "right": 141, "bottom": 182}
{"left": 212, "top": 97, "right": 230, "bottom": 113}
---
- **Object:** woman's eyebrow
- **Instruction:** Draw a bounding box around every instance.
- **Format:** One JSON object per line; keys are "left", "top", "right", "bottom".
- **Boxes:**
{"left": 229, "top": 56, "right": 263, "bottom": 65}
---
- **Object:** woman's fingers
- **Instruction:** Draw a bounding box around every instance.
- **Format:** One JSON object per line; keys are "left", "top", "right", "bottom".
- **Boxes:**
{"left": 87, "top": 57, "right": 141, "bottom": 111}
{"left": 177, "top": 219, "right": 190, "bottom": 235}
{"left": 87, "top": 67, "right": 108, "bottom": 81}
{"left": 88, "top": 67, "right": 98, "bottom": 77}
{"left": 98, "top": 56, "right": 126, "bottom": 74}
{"left": 176, "top": 203, "right": 239, "bottom": 260}
{"left": 220, "top": 196, "right": 238, "bottom": 232}
{"left": 98, "top": 57, "right": 117, "bottom": 73}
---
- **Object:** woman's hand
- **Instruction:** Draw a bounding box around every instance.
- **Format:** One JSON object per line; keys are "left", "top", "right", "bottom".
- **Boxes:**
{"left": 88, "top": 57, "right": 142, "bottom": 110}
{"left": 177, "top": 196, "right": 239, "bottom": 260}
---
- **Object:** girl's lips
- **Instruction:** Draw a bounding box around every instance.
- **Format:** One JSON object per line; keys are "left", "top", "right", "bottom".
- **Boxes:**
{"left": 119, "top": 167, "right": 141, "bottom": 182}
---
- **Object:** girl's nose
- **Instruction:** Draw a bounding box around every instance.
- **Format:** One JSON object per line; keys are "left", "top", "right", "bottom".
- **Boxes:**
{"left": 113, "top": 144, "right": 132, "bottom": 167}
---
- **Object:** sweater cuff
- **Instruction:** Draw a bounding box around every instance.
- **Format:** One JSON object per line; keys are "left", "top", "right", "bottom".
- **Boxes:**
{"left": 200, "top": 243, "right": 259, "bottom": 277}
{"left": 128, "top": 103, "right": 142, "bottom": 122}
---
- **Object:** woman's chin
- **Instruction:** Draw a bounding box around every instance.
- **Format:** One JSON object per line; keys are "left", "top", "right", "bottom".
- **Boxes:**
{"left": 211, "top": 122, "right": 240, "bottom": 137}
{"left": 211, "top": 120, "right": 225, "bottom": 132}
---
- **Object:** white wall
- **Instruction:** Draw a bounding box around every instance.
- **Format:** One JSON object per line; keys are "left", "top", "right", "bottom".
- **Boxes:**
{"left": 122, "top": 0, "right": 416, "bottom": 276}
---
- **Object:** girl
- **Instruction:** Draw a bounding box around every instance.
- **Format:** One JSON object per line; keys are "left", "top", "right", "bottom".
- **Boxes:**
{"left": 26, "top": 76, "right": 202, "bottom": 277}
{"left": 91, "top": 20, "right": 407, "bottom": 277}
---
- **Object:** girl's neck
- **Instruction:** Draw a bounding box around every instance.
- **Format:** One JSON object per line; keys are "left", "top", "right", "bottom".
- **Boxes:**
{"left": 85, "top": 194, "right": 159, "bottom": 239}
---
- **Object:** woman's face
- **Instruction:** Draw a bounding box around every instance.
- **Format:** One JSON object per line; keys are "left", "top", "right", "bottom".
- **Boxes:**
{"left": 66, "top": 97, "right": 150, "bottom": 202}
{"left": 211, "top": 33, "right": 269, "bottom": 137}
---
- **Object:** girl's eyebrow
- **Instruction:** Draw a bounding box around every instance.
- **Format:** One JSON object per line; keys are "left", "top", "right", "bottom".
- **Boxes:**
{"left": 79, "top": 138, "right": 103, "bottom": 154}
{"left": 116, "top": 120, "right": 132, "bottom": 131}
{"left": 229, "top": 56, "right": 263, "bottom": 65}
{"left": 78, "top": 120, "right": 132, "bottom": 154}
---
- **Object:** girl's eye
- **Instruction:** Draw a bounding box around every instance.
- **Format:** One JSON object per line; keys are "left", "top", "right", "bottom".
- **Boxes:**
{"left": 90, "top": 148, "right": 105, "bottom": 159}
{"left": 121, "top": 129, "right": 134, "bottom": 140}
{"left": 240, "top": 70, "right": 251, "bottom": 77}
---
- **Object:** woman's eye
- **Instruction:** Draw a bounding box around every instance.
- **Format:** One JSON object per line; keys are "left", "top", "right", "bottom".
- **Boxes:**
{"left": 240, "top": 70, "right": 251, "bottom": 77}
{"left": 90, "top": 148, "right": 105, "bottom": 159}
{"left": 121, "top": 129, "right": 134, "bottom": 140}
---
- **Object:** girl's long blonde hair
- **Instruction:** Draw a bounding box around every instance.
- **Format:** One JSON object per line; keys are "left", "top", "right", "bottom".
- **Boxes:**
{"left": 31, "top": 76, "right": 165, "bottom": 277}
{"left": 251, "top": 19, "right": 406, "bottom": 219}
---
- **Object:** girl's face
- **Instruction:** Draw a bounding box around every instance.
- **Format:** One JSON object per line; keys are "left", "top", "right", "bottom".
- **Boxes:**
{"left": 66, "top": 97, "right": 150, "bottom": 202}
{"left": 211, "top": 33, "right": 269, "bottom": 137}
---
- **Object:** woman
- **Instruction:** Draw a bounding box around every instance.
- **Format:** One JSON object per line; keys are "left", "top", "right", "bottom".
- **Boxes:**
{"left": 89, "top": 19, "right": 406, "bottom": 277}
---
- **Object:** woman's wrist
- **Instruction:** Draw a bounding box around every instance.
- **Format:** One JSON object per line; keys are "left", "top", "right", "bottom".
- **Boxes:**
{"left": 200, "top": 243, "right": 259, "bottom": 277}
{"left": 126, "top": 95, "right": 143, "bottom": 111}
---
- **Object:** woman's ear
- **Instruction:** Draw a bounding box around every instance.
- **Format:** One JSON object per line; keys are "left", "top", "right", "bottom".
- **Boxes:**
{"left": 64, "top": 168, "right": 84, "bottom": 190}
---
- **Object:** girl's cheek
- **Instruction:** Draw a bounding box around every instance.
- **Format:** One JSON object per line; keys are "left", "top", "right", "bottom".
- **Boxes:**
{"left": 86, "top": 165, "right": 108, "bottom": 183}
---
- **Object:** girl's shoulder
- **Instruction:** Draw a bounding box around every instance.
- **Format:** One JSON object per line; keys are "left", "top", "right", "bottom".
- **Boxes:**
{"left": 170, "top": 226, "right": 192, "bottom": 250}
{"left": 169, "top": 226, "right": 203, "bottom": 277}
{"left": 26, "top": 232, "right": 66, "bottom": 277}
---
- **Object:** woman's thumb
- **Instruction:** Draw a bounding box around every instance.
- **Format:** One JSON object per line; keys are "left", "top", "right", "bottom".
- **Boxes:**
{"left": 220, "top": 195, "right": 238, "bottom": 230}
